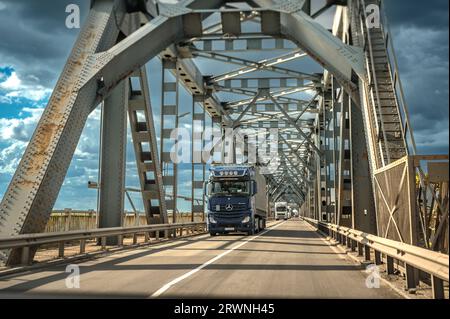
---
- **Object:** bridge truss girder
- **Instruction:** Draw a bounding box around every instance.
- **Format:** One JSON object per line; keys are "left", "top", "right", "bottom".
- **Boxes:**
{"left": 0, "top": 0, "right": 400, "bottom": 266}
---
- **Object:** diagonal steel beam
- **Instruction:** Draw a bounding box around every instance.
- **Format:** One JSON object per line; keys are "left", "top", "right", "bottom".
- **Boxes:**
{"left": 268, "top": 93, "right": 322, "bottom": 156}
{"left": 226, "top": 86, "right": 314, "bottom": 108}
{"left": 279, "top": 135, "right": 314, "bottom": 174}
{"left": 199, "top": 49, "right": 317, "bottom": 83}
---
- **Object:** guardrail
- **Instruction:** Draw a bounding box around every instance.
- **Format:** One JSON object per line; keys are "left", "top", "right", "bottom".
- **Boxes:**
{"left": 0, "top": 222, "right": 207, "bottom": 267}
{"left": 302, "top": 217, "right": 449, "bottom": 299}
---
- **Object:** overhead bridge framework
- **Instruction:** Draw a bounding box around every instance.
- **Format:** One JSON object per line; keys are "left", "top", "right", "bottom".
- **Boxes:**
{"left": 0, "top": 0, "right": 448, "bottom": 268}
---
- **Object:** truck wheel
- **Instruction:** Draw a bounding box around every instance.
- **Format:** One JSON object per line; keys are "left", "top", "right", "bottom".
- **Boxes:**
{"left": 209, "top": 232, "right": 217, "bottom": 236}
{"left": 255, "top": 217, "right": 260, "bottom": 233}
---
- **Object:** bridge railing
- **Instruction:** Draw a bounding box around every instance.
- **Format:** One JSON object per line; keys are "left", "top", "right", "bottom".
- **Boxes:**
{"left": 302, "top": 217, "right": 449, "bottom": 299}
{"left": 0, "top": 222, "right": 207, "bottom": 267}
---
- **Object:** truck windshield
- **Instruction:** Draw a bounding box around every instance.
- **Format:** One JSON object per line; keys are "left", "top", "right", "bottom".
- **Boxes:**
{"left": 276, "top": 207, "right": 287, "bottom": 212}
{"left": 209, "top": 181, "right": 250, "bottom": 196}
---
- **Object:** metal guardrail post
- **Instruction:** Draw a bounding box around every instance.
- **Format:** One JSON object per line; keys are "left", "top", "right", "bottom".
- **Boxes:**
{"left": 58, "top": 242, "right": 65, "bottom": 258}
{"left": 364, "top": 246, "right": 371, "bottom": 261}
{"left": 101, "top": 237, "right": 106, "bottom": 250}
{"left": 374, "top": 250, "right": 382, "bottom": 265}
{"left": 118, "top": 235, "right": 124, "bottom": 246}
{"left": 357, "top": 242, "right": 363, "bottom": 256}
{"left": 350, "top": 240, "right": 356, "bottom": 252}
{"left": 21, "top": 247, "right": 30, "bottom": 266}
{"left": 386, "top": 256, "right": 395, "bottom": 275}
{"left": 80, "top": 239, "right": 86, "bottom": 254}
{"left": 144, "top": 232, "right": 150, "bottom": 243}
{"left": 432, "top": 275, "right": 445, "bottom": 299}
{"left": 346, "top": 237, "right": 351, "bottom": 249}
{"left": 405, "top": 264, "right": 419, "bottom": 291}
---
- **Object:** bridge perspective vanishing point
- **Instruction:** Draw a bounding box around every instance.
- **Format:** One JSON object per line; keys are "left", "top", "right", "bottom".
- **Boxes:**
{"left": 0, "top": 0, "right": 448, "bottom": 301}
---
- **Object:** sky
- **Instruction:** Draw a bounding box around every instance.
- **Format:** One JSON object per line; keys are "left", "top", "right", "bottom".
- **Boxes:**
{"left": 0, "top": 0, "right": 448, "bottom": 213}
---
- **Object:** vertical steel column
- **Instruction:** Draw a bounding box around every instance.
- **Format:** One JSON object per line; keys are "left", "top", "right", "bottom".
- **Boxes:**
{"left": 127, "top": 68, "right": 168, "bottom": 225}
{"left": 98, "top": 81, "right": 127, "bottom": 244}
{"left": 336, "top": 91, "right": 352, "bottom": 227}
{"left": 191, "top": 95, "right": 206, "bottom": 221}
{"left": 331, "top": 77, "right": 340, "bottom": 224}
{"left": 315, "top": 114, "right": 322, "bottom": 221}
{"left": 321, "top": 94, "right": 328, "bottom": 222}
{"left": 349, "top": 93, "right": 377, "bottom": 234}
{"left": 160, "top": 58, "right": 179, "bottom": 223}
{"left": 323, "top": 86, "right": 333, "bottom": 222}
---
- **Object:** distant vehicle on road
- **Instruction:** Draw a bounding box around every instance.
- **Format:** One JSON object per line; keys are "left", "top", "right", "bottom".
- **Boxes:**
{"left": 275, "top": 202, "right": 288, "bottom": 220}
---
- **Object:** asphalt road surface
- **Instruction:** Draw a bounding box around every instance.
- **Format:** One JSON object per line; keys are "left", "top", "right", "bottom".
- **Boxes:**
{"left": 0, "top": 220, "right": 401, "bottom": 298}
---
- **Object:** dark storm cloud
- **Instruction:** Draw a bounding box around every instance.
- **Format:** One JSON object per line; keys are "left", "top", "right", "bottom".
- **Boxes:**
{"left": 383, "top": 0, "right": 449, "bottom": 30}
{"left": 0, "top": 0, "right": 90, "bottom": 88}
{"left": 383, "top": 0, "right": 449, "bottom": 154}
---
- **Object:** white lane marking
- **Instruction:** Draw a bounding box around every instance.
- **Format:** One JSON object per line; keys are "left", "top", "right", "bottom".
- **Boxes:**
{"left": 150, "top": 221, "right": 286, "bottom": 298}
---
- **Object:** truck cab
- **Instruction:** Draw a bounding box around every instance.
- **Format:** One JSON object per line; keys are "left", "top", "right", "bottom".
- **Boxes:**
{"left": 205, "top": 165, "right": 267, "bottom": 236}
{"left": 275, "top": 202, "right": 288, "bottom": 220}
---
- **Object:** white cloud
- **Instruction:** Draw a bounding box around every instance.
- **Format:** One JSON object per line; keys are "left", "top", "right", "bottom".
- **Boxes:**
{"left": 0, "top": 71, "right": 21, "bottom": 90}
{"left": 0, "top": 141, "right": 26, "bottom": 174}
{"left": 6, "top": 88, "right": 52, "bottom": 101}
{"left": 0, "top": 70, "right": 51, "bottom": 102}
{"left": 0, "top": 107, "right": 43, "bottom": 142}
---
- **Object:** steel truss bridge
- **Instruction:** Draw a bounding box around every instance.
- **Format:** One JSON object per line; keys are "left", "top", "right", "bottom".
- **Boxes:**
{"left": 0, "top": 0, "right": 448, "bottom": 299}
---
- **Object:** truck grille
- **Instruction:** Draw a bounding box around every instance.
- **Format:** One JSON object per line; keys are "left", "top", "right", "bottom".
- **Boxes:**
{"left": 216, "top": 212, "right": 245, "bottom": 219}
{"left": 216, "top": 203, "right": 247, "bottom": 212}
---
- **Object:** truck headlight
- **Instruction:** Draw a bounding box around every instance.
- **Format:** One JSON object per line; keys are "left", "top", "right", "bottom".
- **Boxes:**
{"left": 209, "top": 215, "right": 217, "bottom": 224}
{"left": 242, "top": 216, "right": 250, "bottom": 223}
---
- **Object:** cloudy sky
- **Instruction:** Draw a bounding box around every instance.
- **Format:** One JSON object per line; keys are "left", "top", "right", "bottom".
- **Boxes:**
{"left": 0, "top": 0, "right": 448, "bottom": 212}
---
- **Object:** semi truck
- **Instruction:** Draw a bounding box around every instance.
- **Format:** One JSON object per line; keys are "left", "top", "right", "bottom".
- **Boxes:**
{"left": 205, "top": 164, "right": 268, "bottom": 236}
{"left": 274, "top": 202, "right": 288, "bottom": 220}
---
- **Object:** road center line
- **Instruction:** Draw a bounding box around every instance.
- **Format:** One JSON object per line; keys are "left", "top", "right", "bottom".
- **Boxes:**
{"left": 150, "top": 221, "right": 286, "bottom": 298}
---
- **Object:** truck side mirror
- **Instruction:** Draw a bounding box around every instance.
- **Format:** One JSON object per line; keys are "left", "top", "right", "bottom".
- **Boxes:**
{"left": 252, "top": 180, "right": 257, "bottom": 195}
{"left": 204, "top": 182, "right": 212, "bottom": 197}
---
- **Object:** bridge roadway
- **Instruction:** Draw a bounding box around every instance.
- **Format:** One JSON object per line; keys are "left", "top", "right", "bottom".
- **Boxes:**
{"left": 0, "top": 220, "right": 401, "bottom": 298}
